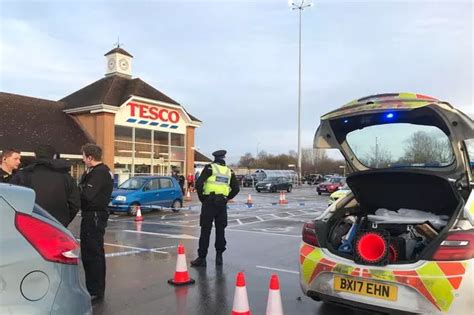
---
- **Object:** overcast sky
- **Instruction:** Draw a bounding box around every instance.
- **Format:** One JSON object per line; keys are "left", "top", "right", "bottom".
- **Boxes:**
{"left": 1, "top": 0, "right": 472, "bottom": 163}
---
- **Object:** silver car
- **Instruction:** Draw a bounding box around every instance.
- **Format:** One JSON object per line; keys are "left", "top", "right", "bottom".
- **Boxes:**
{"left": 0, "top": 183, "right": 91, "bottom": 314}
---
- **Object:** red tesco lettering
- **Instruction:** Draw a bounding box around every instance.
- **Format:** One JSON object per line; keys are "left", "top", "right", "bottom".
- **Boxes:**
{"left": 128, "top": 103, "right": 180, "bottom": 123}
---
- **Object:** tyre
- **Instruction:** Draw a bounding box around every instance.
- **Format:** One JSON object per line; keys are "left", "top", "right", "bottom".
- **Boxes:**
{"left": 256, "top": 189, "right": 261, "bottom": 193}
{"left": 317, "top": 191, "right": 322, "bottom": 196}
{"left": 128, "top": 202, "right": 140, "bottom": 216}
{"left": 171, "top": 199, "right": 182, "bottom": 212}
{"left": 287, "top": 185, "right": 292, "bottom": 193}
{"left": 271, "top": 186, "right": 277, "bottom": 193}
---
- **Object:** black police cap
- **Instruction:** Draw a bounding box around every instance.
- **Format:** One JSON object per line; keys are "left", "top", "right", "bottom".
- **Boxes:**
{"left": 212, "top": 150, "right": 227, "bottom": 159}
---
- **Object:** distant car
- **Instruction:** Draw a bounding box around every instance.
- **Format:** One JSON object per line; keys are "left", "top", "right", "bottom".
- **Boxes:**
{"left": 316, "top": 177, "right": 346, "bottom": 195}
{"left": 108, "top": 176, "right": 183, "bottom": 215}
{"left": 242, "top": 175, "right": 258, "bottom": 187}
{"left": 0, "top": 183, "right": 92, "bottom": 314}
{"left": 305, "top": 174, "right": 324, "bottom": 185}
{"left": 328, "top": 184, "right": 351, "bottom": 205}
{"left": 235, "top": 174, "right": 245, "bottom": 184}
{"left": 255, "top": 176, "right": 292, "bottom": 193}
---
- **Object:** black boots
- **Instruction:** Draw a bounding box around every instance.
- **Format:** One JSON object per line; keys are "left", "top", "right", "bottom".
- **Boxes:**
{"left": 216, "top": 252, "right": 223, "bottom": 266}
{"left": 191, "top": 257, "right": 207, "bottom": 267}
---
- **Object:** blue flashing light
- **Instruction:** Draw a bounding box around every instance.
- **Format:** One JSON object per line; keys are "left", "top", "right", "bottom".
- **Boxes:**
{"left": 385, "top": 113, "right": 395, "bottom": 119}
{"left": 343, "top": 119, "right": 349, "bottom": 124}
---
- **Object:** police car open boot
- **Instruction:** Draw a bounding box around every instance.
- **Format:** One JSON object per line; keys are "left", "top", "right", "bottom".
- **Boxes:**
{"left": 215, "top": 252, "right": 223, "bottom": 265}
{"left": 190, "top": 257, "right": 206, "bottom": 267}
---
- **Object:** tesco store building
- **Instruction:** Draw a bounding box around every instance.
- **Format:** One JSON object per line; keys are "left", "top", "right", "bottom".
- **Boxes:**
{"left": 0, "top": 47, "right": 209, "bottom": 183}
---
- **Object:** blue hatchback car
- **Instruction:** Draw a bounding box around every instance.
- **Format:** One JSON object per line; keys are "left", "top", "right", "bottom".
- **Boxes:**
{"left": 108, "top": 176, "right": 183, "bottom": 215}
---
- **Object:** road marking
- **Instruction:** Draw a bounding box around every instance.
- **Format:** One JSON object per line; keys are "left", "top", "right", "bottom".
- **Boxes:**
{"left": 256, "top": 265, "right": 299, "bottom": 274}
{"left": 236, "top": 219, "right": 243, "bottom": 225}
{"left": 124, "top": 230, "right": 198, "bottom": 239}
{"left": 226, "top": 228, "right": 300, "bottom": 238}
{"left": 105, "top": 250, "right": 143, "bottom": 258}
{"left": 104, "top": 242, "right": 169, "bottom": 254}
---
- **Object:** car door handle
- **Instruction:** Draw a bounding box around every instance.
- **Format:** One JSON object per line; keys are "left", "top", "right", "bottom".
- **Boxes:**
{"left": 156, "top": 193, "right": 159, "bottom": 196}
{"left": 171, "top": 191, "right": 175, "bottom": 194}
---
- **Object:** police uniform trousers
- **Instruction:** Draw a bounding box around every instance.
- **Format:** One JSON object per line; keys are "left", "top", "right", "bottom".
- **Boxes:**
{"left": 80, "top": 211, "right": 108, "bottom": 296}
{"left": 198, "top": 196, "right": 228, "bottom": 258}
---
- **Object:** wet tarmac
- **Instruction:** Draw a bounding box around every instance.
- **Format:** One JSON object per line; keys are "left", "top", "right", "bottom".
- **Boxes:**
{"left": 69, "top": 186, "right": 376, "bottom": 314}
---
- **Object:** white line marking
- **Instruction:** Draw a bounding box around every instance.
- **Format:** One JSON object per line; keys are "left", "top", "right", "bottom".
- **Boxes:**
{"left": 106, "top": 250, "right": 142, "bottom": 258}
{"left": 236, "top": 219, "right": 243, "bottom": 225}
{"left": 226, "top": 229, "right": 300, "bottom": 238}
{"left": 256, "top": 266, "right": 299, "bottom": 274}
{"left": 123, "top": 230, "right": 198, "bottom": 239}
{"left": 104, "top": 242, "right": 169, "bottom": 254}
{"left": 255, "top": 216, "right": 264, "bottom": 221}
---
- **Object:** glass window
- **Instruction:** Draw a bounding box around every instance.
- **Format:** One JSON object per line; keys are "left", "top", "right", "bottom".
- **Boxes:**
{"left": 465, "top": 139, "right": 474, "bottom": 175}
{"left": 135, "top": 128, "right": 151, "bottom": 143}
{"left": 154, "top": 131, "right": 169, "bottom": 146}
{"left": 115, "top": 126, "right": 133, "bottom": 142}
{"left": 119, "top": 177, "right": 148, "bottom": 190}
{"left": 171, "top": 133, "right": 185, "bottom": 147}
{"left": 145, "top": 179, "right": 160, "bottom": 191}
{"left": 159, "top": 178, "right": 173, "bottom": 189}
{"left": 170, "top": 147, "right": 185, "bottom": 161}
{"left": 346, "top": 123, "right": 454, "bottom": 169}
{"left": 135, "top": 142, "right": 152, "bottom": 159}
{"left": 115, "top": 141, "right": 133, "bottom": 157}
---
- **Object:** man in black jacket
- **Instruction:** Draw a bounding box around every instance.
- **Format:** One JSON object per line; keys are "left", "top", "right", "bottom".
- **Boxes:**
{"left": 0, "top": 148, "right": 21, "bottom": 183}
{"left": 10, "top": 145, "right": 80, "bottom": 227}
{"left": 191, "top": 150, "right": 240, "bottom": 267}
{"left": 79, "top": 143, "right": 113, "bottom": 303}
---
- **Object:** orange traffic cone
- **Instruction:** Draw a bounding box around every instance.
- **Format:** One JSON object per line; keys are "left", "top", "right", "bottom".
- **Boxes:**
{"left": 232, "top": 272, "right": 251, "bottom": 315}
{"left": 168, "top": 244, "right": 195, "bottom": 286}
{"left": 135, "top": 205, "right": 144, "bottom": 221}
{"left": 185, "top": 189, "right": 192, "bottom": 201}
{"left": 246, "top": 194, "right": 253, "bottom": 206}
{"left": 266, "top": 274, "right": 284, "bottom": 315}
{"left": 278, "top": 192, "right": 288, "bottom": 205}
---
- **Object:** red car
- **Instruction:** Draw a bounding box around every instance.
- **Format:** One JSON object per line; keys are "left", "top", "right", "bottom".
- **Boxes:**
{"left": 316, "top": 177, "right": 346, "bottom": 195}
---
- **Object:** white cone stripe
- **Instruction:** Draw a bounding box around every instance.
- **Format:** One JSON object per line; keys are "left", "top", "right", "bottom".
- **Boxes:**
{"left": 176, "top": 253, "right": 188, "bottom": 272}
{"left": 266, "top": 289, "right": 284, "bottom": 315}
{"left": 232, "top": 286, "right": 250, "bottom": 312}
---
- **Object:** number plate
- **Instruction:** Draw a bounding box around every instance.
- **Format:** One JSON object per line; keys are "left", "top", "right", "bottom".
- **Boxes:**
{"left": 334, "top": 276, "right": 397, "bottom": 301}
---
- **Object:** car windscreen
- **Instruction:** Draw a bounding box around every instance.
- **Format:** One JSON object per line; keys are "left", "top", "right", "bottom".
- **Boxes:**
{"left": 346, "top": 123, "right": 454, "bottom": 169}
{"left": 329, "top": 177, "right": 344, "bottom": 183}
{"left": 119, "top": 177, "right": 148, "bottom": 189}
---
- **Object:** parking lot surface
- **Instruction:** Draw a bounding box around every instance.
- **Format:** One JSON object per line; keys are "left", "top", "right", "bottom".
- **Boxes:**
{"left": 69, "top": 187, "right": 374, "bottom": 315}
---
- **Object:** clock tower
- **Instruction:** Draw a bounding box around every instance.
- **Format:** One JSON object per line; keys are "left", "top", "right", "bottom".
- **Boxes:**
{"left": 104, "top": 46, "right": 133, "bottom": 78}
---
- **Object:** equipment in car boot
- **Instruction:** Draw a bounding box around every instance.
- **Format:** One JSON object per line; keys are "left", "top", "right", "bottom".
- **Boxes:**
{"left": 354, "top": 229, "right": 390, "bottom": 265}
{"left": 337, "top": 216, "right": 359, "bottom": 253}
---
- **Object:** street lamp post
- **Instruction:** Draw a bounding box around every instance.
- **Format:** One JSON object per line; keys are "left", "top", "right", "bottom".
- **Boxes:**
{"left": 289, "top": 0, "right": 313, "bottom": 185}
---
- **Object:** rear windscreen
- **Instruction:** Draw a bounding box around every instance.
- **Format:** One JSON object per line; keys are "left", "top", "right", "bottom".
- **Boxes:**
{"left": 346, "top": 123, "right": 454, "bottom": 169}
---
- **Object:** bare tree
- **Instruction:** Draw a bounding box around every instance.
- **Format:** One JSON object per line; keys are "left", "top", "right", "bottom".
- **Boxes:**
{"left": 401, "top": 131, "right": 452, "bottom": 165}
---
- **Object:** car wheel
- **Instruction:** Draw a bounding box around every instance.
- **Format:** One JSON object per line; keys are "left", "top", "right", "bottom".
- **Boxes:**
{"left": 256, "top": 189, "right": 261, "bottom": 193}
{"left": 128, "top": 203, "right": 140, "bottom": 216}
{"left": 317, "top": 191, "right": 321, "bottom": 195}
{"left": 271, "top": 186, "right": 277, "bottom": 193}
{"left": 287, "top": 186, "right": 292, "bottom": 193}
{"left": 171, "top": 199, "right": 182, "bottom": 212}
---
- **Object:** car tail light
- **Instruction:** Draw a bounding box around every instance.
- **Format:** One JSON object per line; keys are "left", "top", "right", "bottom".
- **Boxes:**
{"left": 15, "top": 212, "right": 79, "bottom": 265}
{"left": 432, "top": 231, "right": 474, "bottom": 261}
{"left": 302, "top": 222, "right": 319, "bottom": 247}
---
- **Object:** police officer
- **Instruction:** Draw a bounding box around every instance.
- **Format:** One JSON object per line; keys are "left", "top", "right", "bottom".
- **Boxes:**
{"left": 0, "top": 148, "right": 21, "bottom": 183}
{"left": 191, "top": 150, "right": 240, "bottom": 267}
{"left": 79, "top": 144, "right": 113, "bottom": 303}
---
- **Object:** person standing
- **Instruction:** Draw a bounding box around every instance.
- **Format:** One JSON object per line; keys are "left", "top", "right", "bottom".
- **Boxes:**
{"left": 10, "top": 145, "right": 80, "bottom": 227}
{"left": 187, "top": 173, "right": 195, "bottom": 192}
{"left": 0, "top": 148, "right": 21, "bottom": 183}
{"left": 79, "top": 144, "right": 113, "bottom": 303}
{"left": 191, "top": 150, "right": 240, "bottom": 267}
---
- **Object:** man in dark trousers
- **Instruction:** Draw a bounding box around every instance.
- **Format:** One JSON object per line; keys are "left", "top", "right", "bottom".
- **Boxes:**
{"left": 0, "top": 148, "right": 21, "bottom": 183}
{"left": 191, "top": 150, "right": 240, "bottom": 267}
{"left": 10, "top": 145, "right": 80, "bottom": 227}
{"left": 79, "top": 144, "right": 113, "bottom": 303}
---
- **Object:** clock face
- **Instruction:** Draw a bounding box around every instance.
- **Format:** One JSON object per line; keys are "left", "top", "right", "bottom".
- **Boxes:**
{"left": 108, "top": 58, "right": 116, "bottom": 70}
{"left": 119, "top": 58, "right": 129, "bottom": 71}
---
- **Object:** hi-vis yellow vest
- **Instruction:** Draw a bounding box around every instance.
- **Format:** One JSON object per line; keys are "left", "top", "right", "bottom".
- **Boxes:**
{"left": 203, "top": 163, "right": 231, "bottom": 196}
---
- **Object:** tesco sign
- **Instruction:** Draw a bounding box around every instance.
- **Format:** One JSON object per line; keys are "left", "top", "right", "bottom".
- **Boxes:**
{"left": 128, "top": 102, "right": 180, "bottom": 123}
